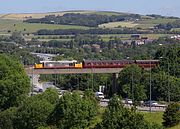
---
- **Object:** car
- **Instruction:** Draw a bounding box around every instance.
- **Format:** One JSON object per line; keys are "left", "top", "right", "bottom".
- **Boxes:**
{"left": 125, "top": 99, "right": 133, "bottom": 105}
{"left": 95, "top": 92, "right": 105, "bottom": 99}
{"left": 144, "top": 100, "right": 158, "bottom": 106}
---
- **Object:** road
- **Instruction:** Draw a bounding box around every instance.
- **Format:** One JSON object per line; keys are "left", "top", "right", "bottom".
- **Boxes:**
{"left": 100, "top": 99, "right": 167, "bottom": 112}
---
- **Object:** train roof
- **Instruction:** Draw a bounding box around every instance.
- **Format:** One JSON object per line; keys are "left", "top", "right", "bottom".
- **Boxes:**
{"left": 135, "top": 60, "right": 159, "bottom": 62}
{"left": 40, "top": 60, "right": 77, "bottom": 63}
{"left": 83, "top": 60, "right": 134, "bottom": 63}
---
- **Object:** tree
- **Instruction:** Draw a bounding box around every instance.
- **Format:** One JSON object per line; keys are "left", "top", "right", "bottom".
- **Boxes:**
{"left": 0, "top": 54, "right": 30, "bottom": 111}
{"left": 10, "top": 32, "right": 25, "bottom": 44}
{"left": 163, "top": 103, "right": 180, "bottom": 127}
{"left": 155, "top": 44, "right": 180, "bottom": 78}
{"left": 40, "top": 88, "right": 59, "bottom": 105}
{"left": 0, "top": 107, "right": 17, "bottom": 129}
{"left": 97, "top": 95, "right": 162, "bottom": 129}
{"left": 14, "top": 96, "right": 54, "bottom": 129}
{"left": 118, "top": 65, "right": 147, "bottom": 102}
{"left": 48, "top": 91, "right": 98, "bottom": 129}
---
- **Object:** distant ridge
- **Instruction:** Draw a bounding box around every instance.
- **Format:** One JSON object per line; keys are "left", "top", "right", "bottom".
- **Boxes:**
{"left": 0, "top": 10, "right": 131, "bottom": 20}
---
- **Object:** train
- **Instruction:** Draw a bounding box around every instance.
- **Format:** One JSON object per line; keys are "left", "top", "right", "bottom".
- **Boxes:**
{"left": 34, "top": 60, "right": 159, "bottom": 69}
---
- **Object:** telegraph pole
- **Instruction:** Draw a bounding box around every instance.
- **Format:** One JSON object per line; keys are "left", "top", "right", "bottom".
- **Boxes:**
{"left": 149, "top": 57, "right": 152, "bottom": 112}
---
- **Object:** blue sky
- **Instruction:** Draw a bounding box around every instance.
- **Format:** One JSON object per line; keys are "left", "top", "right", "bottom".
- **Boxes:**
{"left": 0, "top": 0, "right": 180, "bottom": 17}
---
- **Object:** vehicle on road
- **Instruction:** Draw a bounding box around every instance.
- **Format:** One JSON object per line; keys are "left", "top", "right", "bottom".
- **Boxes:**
{"left": 143, "top": 100, "right": 158, "bottom": 106}
{"left": 95, "top": 92, "right": 105, "bottom": 99}
{"left": 125, "top": 98, "right": 133, "bottom": 105}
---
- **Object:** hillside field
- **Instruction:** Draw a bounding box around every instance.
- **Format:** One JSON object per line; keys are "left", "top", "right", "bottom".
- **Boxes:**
{"left": 0, "top": 19, "right": 90, "bottom": 33}
{"left": 99, "top": 21, "right": 138, "bottom": 28}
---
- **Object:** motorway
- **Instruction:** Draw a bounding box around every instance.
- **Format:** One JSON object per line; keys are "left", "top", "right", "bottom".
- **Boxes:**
{"left": 100, "top": 99, "right": 167, "bottom": 112}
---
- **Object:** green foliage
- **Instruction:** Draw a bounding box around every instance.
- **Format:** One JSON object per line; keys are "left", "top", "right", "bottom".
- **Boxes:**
{"left": 25, "top": 13, "right": 141, "bottom": 27}
{"left": 0, "top": 54, "right": 30, "bottom": 111}
{"left": 40, "top": 88, "right": 59, "bottom": 105}
{"left": 163, "top": 103, "right": 180, "bottom": 127}
{"left": 152, "top": 72, "right": 180, "bottom": 101}
{"left": 118, "top": 65, "right": 147, "bottom": 101}
{"left": 14, "top": 96, "right": 54, "bottom": 129}
{"left": 48, "top": 92, "right": 98, "bottom": 129}
{"left": 0, "top": 107, "right": 17, "bottom": 129}
{"left": 97, "top": 95, "right": 163, "bottom": 129}
{"left": 10, "top": 32, "right": 25, "bottom": 44}
{"left": 0, "top": 43, "right": 39, "bottom": 65}
{"left": 155, "top": 43, "right": 180, "bottom": 78}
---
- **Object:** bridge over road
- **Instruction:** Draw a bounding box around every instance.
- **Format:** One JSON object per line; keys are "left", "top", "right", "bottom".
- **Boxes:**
{"left": 25, "top": 67, "right": 151, "bottom": 93}
{"left": 25, "top": 67, "right": 124, "bottom": 74}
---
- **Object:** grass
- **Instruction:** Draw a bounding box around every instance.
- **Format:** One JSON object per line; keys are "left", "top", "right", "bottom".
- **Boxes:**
{"left": 90, "top": 11, "right": 127, "bottom": 16}
{"left": 135, "top": 18, "right": 177, "bottom": 29}
{"left": 142, "top": 112, "right": 164, "bottom": 125}
{"left": 137, "top": 18, "right": 176, "bottom": 24}
{"left": 87, "top": 107, "right": 180, "bottom": 129}
{"left": 142, "top": 112, "right": 180, "bottom": 129}
{"left": 0, "top": 11, "right": 93, "bottom": 20}
{"left": 0, "top": 19, "right": 90, "bottom": 33}
{"left": 99, "top": 21, "right": 138, "bottom": 28}
{"left": 171, "top": 28, "right": 180, "bottom": 32}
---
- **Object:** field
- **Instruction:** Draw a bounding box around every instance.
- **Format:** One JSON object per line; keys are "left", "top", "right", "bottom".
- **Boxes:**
{"left": 98, "top": 18, "right": 177, "bottom": 29}
{"left": 0, "top": 11, "right": 94, "bottom": 20}
{"left": 90, "top": 11, "right": 128, "bottom": 16}
{"left": 172, "top": 28, "right": 180, "bottom": 32}
{"left": 135, "top": 18, "right": 177, "bottom": 29}
{"left": 99, "top": 21, "right": 138, "bottom": 28}
{"left": 137, "top": 18, "right": 176, "bottom": 24}
{"left": 0, "top": 19, "right": 90, "bottom": 33}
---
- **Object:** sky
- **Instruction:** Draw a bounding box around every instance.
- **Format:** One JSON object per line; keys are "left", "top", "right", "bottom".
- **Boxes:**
{"left": 0, "top": 0, "right": 180, "bottom": 17}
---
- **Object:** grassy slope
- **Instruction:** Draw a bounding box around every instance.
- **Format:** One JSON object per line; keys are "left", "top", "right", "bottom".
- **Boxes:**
{"left": 135, "top": 18, "right": 177, "bottom": 29}
{"left": 0, "top": 19, "right": 90, "bottom": 33}
{"left": 89, "top": 11, "right": 127, "bottom": 16}
{"left": 99, "top": 21, "right": 138, "bottom": 28}
{"left": 0, "top": 11, "right": 178, "bottom": 34}
{"left": 0, "top": 11, "right": 94, "bottom": 20}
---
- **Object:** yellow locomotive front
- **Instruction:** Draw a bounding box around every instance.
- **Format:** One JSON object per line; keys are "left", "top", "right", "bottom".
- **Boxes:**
{"left": 75, "top": 63, "right": 83, "bottom": 69}
{"left": 34, "top": 63, "right": 43, "bottom": 69}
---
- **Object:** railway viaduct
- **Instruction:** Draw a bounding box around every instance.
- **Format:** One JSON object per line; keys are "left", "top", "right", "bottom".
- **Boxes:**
{"left": 25, "top": 67, "right": 150, "bottom": 93}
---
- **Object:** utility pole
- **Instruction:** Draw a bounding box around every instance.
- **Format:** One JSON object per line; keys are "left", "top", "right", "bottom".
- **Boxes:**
{"left": 149, "top": 58, "right": 152, "bottom": 112}
{"left": 168, "top": 62, "right": 170, "bottom": 102}
{"left": 131, "top": 70, "right": 134, "bottom": 103}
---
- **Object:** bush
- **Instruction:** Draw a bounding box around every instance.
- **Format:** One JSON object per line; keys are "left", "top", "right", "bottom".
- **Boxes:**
{"left": 163, "top": 103, "right": 180, "bottom": 127}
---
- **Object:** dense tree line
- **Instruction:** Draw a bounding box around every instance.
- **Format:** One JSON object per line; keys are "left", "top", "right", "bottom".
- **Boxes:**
{"left": 25, "top": 13, "right": 141, "bottom": 27}
{"left": 156, "top": 20, "right": 180, "bottom": 30}
{"left": 36, "top": 28, "right": 142, "bottom": 35}
{"left": 0, "top": 42, "right": 39, "bottom": 65}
